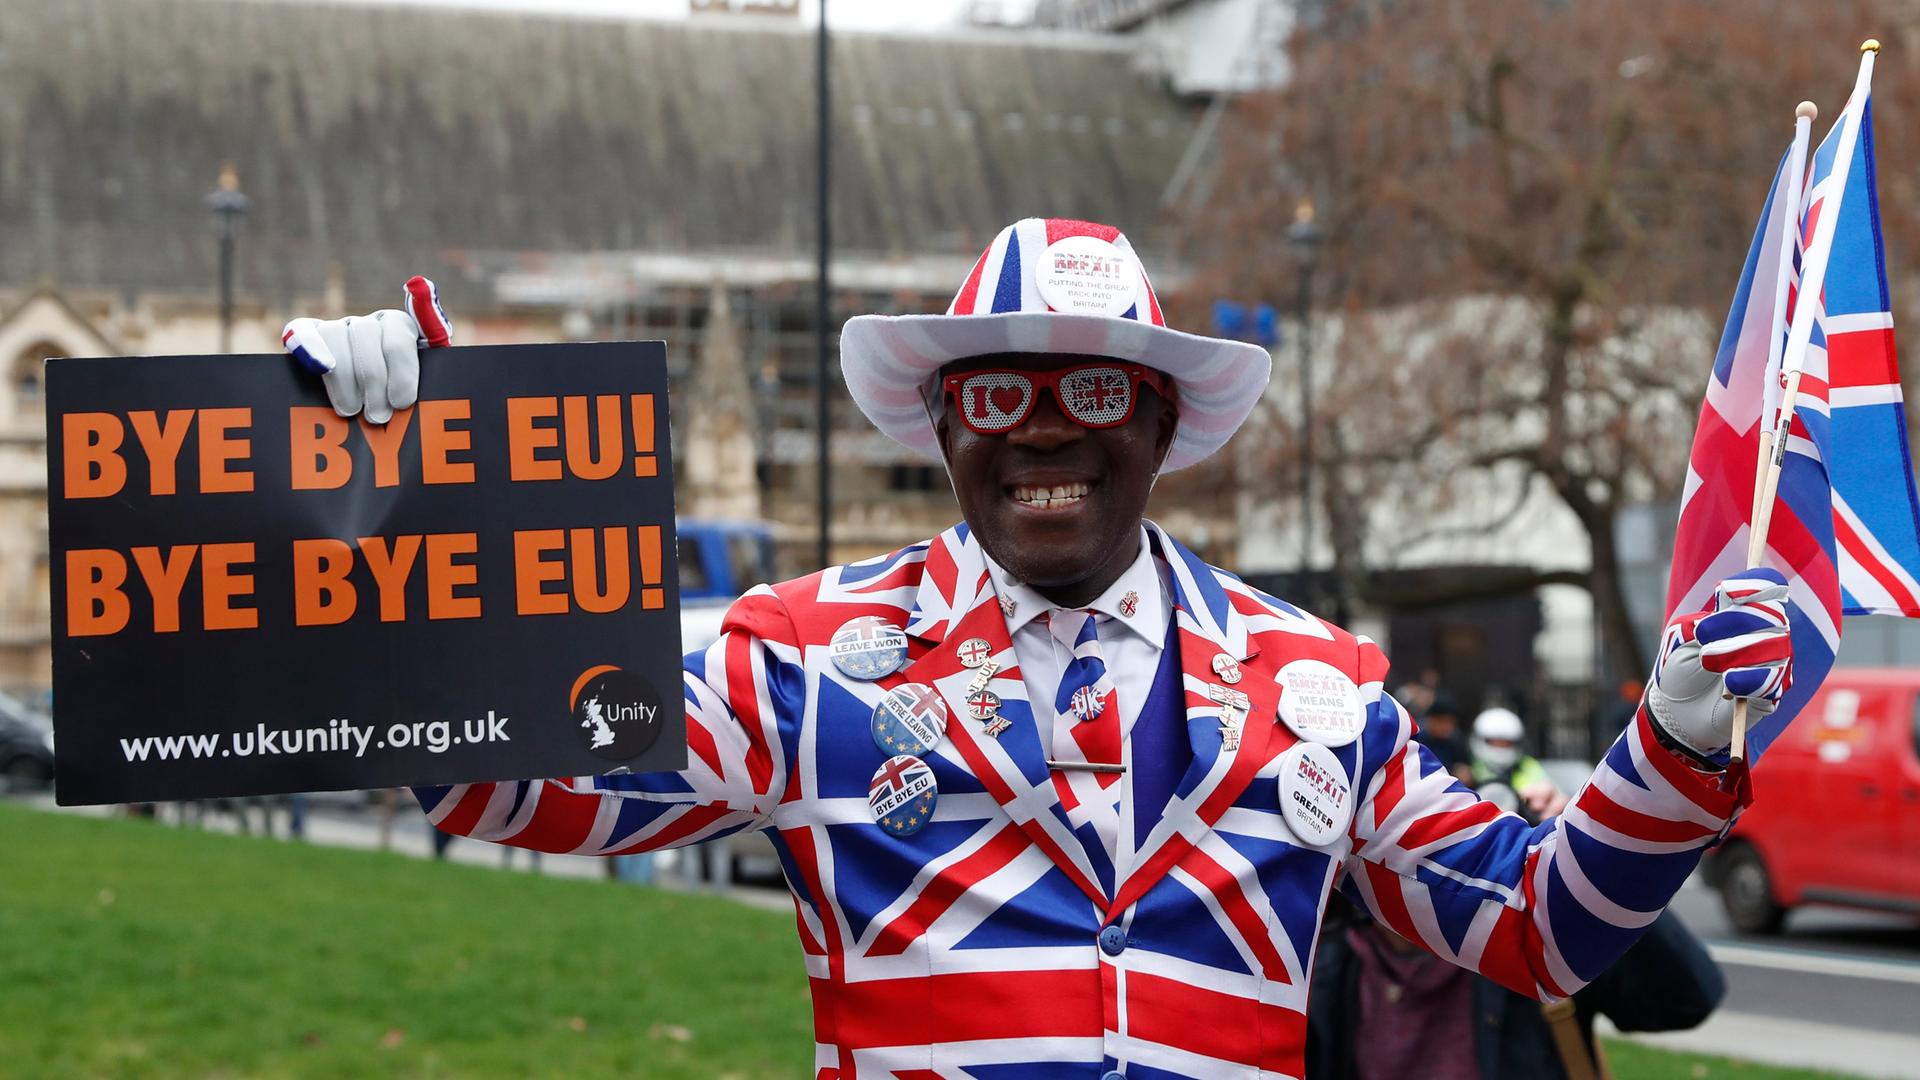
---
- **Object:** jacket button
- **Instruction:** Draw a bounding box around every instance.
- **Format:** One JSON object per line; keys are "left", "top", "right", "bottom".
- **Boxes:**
{"left": 1098, "top": 925, "right": 1128, "bottom": 956}
{"left": 1101, "top": 1072, "right": 1127, "bottom": 1080}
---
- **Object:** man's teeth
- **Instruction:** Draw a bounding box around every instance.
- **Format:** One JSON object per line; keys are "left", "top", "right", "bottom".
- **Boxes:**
{"left": 1011, "top": 482, "right": 1091, "bottom": 509}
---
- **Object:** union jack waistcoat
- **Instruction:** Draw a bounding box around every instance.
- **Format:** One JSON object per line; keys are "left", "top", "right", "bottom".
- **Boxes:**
{"left": 418, "top": 521, "right": 1740, "bottom": 1079}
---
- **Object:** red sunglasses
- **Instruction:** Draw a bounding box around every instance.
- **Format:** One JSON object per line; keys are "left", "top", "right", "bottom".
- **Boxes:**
{"left": 940, "top": 362, "right": 1175, "bottom": 435}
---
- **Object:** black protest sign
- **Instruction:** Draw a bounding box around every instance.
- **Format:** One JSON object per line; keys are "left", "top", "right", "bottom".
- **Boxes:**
{"left": 46, "top": 342, "right": 687, "bottom": 805}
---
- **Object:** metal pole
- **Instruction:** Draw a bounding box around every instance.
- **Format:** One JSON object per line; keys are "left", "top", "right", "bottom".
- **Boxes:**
{"left": 207, "top": 163, "right": 248, "bottom": 354}
{"left": 1296, "top": 261, "right": 1313, "bottom": 603}
{"left": 218, "top": 219, "right": 236, "bottom": 354}
{"left": 813, "top": 1, "right": 833, "bottom": 570}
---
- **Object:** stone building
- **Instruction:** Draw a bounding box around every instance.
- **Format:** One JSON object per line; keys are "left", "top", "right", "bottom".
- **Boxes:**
{"left": 0, "top": 0, "right": 1248, "bottom": 694}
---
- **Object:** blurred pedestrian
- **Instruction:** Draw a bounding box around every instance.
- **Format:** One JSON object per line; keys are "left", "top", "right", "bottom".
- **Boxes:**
{"left": 1471, "top": 707, "right": 1558, "bottom": 818}
{"left": 1413, "top": 692, "right": 1473, "bottom": 785}
{"left": 1308, "top": 898, "right": 1725, "bottom": 1080}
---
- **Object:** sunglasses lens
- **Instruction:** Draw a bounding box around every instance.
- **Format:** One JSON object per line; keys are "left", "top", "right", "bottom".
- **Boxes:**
{"left": 958, "top": 372, "right": 1034, "bottom": 432}
{"left": 1056, "top": 367, "right": 1133, "bottom": 426}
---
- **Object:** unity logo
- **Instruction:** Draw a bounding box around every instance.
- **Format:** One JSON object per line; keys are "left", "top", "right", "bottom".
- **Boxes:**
{"left": 567, "top": 665, "right": 666, "bottom": 762}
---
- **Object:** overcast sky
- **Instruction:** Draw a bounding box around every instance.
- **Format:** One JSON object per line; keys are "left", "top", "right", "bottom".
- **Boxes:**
{"left": 259, "top": 0, "right": 1037, "bottom": 31}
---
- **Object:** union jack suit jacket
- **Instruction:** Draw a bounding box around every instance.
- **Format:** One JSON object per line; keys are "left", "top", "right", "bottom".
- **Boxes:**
{"left": 417, "top": 521, "right": 1742, "bottom": 1079}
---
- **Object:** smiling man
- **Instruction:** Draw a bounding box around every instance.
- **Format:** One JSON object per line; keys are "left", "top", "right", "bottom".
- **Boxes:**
{"left": 285, "top": 218, "right": 1800, "bottom": 1079}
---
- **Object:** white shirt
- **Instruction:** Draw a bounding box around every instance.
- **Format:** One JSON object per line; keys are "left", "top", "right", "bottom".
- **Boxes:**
{"left": 982, "top": 530, "right": 1173, "bottom": 869}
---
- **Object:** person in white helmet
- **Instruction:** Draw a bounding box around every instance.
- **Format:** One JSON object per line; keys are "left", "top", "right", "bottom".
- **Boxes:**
{"left": 1470, "top": 707, "right": 1561, "bottom": 819}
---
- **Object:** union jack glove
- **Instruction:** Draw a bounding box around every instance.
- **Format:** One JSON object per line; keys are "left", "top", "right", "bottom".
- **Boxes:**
{"left": 1646, "top": 567, "right": 1793, "bottom": 765}
{"left": 280, "top": 276, "right": 453, "bottom": 423}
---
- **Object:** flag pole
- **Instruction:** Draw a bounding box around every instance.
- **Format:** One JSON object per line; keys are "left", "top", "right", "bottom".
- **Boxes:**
{"left": 1748, "top": 101, "right": 1818, "bottom": 532}
{"left": 1732, "top": 40, "right": 1880, "bottom": 762}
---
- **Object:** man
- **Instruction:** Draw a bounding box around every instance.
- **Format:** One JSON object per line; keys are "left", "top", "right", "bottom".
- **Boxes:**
{"left": 1467, "top": 705, "right": 1560, "bottom": 818}
{"left": 1411, "top": 691, "right": 1472, "bottom": 785}
{"left": 283, "top": 218, "right": 1796, "bottom": 1078}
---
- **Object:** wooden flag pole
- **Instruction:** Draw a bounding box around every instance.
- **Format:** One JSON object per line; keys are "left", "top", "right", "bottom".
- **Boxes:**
{"left": 1731, "top": 41, "right": 1880, "bottom": 762}
{"left": 1748, "top": 101, "right": 1818, "bottom": 534}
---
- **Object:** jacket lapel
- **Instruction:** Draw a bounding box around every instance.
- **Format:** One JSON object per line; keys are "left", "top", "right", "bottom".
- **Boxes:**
{"left": 1106, "top": 527, "right": 1298, "bottom": 920}
{"left": 901, "top": 526, "right": 1111, "bottom": 909}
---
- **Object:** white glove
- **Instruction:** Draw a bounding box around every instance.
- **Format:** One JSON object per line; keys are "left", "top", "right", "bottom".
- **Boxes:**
{"left": 1645, "top": 567, "right": 1793, "bottom": 764}
{"left": 281, "top": 276, "right": 453, "bottom": 423}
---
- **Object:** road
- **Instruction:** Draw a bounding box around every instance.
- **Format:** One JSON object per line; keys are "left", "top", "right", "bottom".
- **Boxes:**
{"left": 1608, "top": 879, "right": 1920, "bottom": 1078}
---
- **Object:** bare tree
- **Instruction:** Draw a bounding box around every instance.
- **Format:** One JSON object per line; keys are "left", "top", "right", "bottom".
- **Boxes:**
{"left": 1180, "top": 0, "right": 1909, "bottom": 677}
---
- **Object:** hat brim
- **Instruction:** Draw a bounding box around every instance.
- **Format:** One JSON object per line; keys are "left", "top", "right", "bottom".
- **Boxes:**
{"left": 840, "top": 311, "right": 1273, "bottom": 472}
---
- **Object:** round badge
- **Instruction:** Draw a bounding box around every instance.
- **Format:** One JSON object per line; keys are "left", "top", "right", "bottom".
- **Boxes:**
{"left": 1275, "top": 659, "right": 1365, "bottom": 747}
{"left": 957, "top": 637, "right": 994, "bottom": 668}
{"left": 966, "top": 688, "right": 1001, "bottom": 721}
{"left": 1211, "top": 653, "right": 1243, "bottom": 685}
{"left": 870, "top": 682, "right": 949, "bottom": 756}
{"left": 829, "top": 616, "right": 908, "bottom": 681}
{"left": 1277, "top": 742, "right": 1354, "bottom": 847}
{"left": 1035, "top": 234, "right": 1141, "bottom": 318}
{"left": 868, "top": 754, "right": 939, "bottom": 836}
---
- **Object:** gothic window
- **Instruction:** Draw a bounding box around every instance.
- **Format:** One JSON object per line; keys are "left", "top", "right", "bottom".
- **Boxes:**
{"left": 13, "top": 342, "right": 62, "bottom": 407}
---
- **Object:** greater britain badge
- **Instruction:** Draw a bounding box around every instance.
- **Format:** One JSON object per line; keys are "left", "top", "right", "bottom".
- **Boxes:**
{"left": 829, "top": 616, "right": 909, "bottom": 681}
{"left": 868, "top": 754, "right": 938, "bottom": 836}
{"left": 1276, "top": 742, "right": 1354, "bottom": 847}
{"left": 869, "top": 682, "right": 949, "bottom": 756}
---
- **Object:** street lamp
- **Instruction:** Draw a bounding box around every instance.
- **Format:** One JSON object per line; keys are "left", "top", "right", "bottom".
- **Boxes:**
{"left": 1286, "top": 197, "right": 1322, "bottom": 605}
{"left": 206, "top": 163, "right": 249, "bottom": 354}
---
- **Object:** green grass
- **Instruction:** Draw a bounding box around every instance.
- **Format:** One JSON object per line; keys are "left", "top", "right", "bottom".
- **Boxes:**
{"left": 0, "top": 803, "right": 812, "bottom": 1079}
{"left": 1602, "top": 1040, "right": 1865, "bottom": 1079}
{"left": 0, "top": 803, "right": 1867, "bottom": 1079}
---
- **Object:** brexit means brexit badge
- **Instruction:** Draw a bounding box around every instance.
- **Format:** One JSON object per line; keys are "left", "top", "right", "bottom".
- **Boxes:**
{"left": 868, "top": 754, "right": 938, "bottom": 836}
{"left": 870, "top": 682, "right": 949, "bottom": 756}
{"left": 1275, "top": 659, "right": 1365, "bottom": 747}
{"left": 830, "top": 616, "right": 909, "bottom": 681}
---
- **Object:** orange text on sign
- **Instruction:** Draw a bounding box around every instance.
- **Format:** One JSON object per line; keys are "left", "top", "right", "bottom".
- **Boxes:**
{"left": 65, "top": 543, "right": 259, "bottom": 635}
{"left": 506, "top": 394, "right": 659, "bottom": 481}
{"left": 289, "top": 402, "right": 475, "bottom": 489}
{"left": 62, "top": 409, "right": 254, "bottom": 498}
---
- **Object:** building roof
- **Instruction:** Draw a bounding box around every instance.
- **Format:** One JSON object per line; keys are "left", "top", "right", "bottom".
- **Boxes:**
{"left": 1, "top": 0, "right": 1194, "bottom": 308}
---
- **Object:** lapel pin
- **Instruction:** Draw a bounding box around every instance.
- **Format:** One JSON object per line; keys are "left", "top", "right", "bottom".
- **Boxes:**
{"left": 966, "top": 688, "right": 1002, "bottom": 721}
{"left": 1211, "top": 653, "right": 1243, "bottom": 684}
{"left": 964, "top": 659, "right": 1001, "bottom": 697}
{"left": 1000, "top": 596, "right": 1017, "bottom": 619}
{"left": 957, "top": 637, "right": 993, "bottom": 668}
{"left": 1118, "top": 590, "right": 1139, "bottom": 618}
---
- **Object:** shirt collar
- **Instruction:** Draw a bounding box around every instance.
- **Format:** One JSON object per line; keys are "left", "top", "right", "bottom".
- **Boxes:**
{"left": 981, "top": 527, "right": 1170, "bottom": 648}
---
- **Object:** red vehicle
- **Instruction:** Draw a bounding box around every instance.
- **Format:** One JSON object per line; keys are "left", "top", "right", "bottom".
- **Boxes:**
{"left": 1707, "top": 668, "right": 1920, "bottom": 932}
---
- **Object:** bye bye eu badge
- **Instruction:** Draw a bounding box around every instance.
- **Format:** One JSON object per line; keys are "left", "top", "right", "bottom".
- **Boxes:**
{"left": 869, "top": 755, "right": 938, "bottom": 836}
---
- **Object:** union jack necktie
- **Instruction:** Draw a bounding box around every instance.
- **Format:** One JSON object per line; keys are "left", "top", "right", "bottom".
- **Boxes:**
{"left": 1048, "top": 609, "right": 1123, "bottom": 861}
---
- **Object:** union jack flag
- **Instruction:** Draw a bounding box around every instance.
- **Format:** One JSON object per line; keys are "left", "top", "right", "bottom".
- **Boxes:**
{"left": 1670, "top": 61, "right": 1920, "bottom": 758}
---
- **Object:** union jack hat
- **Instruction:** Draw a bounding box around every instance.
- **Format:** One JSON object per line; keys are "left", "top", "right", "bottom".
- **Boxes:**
{"left": 840, "top": 217, "right": 1273, "bottom": 472}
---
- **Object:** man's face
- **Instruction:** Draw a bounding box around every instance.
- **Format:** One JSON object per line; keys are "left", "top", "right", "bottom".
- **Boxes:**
{"left": 935, "top": 352, "right": 1178, "bottom": 604}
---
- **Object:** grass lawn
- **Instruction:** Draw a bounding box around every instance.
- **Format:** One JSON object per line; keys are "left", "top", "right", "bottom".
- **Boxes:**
{"left": 0, "top": 802, "right": 1868, "bottom": 1079}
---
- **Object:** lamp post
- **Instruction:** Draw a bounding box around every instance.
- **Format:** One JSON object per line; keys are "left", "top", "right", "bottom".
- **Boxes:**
{"left": 813, "top": 0, "right": 833, "bottom": 570}
{"left": 1286, "top": 197, "right": 1322, "bottom": 604}
{"left": 206, "top": 163, "right": 249, "bottom": 354}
